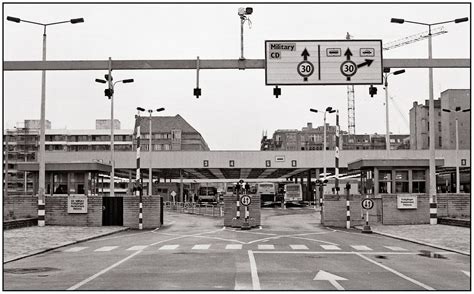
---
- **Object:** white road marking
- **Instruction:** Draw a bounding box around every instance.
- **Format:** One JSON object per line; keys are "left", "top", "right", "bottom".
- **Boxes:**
{"left": 314, "top": 270, "right": 346, "bottom": 290}
{"left": 321, "top": 245, "right": 341, "bottom": 250}
{"left": 351, "top": 245, "right": 372, "bottom": 251}
{"left": 462, "top": 270, "right": 470, "bottom": 277}
{"left": 94, "top": 246, "right": 118, "bottom": 252}
{"left": 384, "top": 246, "right": 407, "bottom": 251}
{"left": 64, "top": 247, "right": 87, "bottom": 252}
{"left": 355, "top": 253, "right": 435, "bottom": 290}
{"left": 160, "top": 232, "right": 246, "bottom": 244}
{"left": 248, "top": 250, "right": 261, "bottom": 290}
{"left": 226, "top": 244, "right": 243, "bottom": 250}
{"left": 127, "top": 245, "right": 148, "bottom": 251}
{"left": 192, "top": 244, "right": 211, "bottom": 250}
{"left": 158, "top": 245, "right": 179, "bottom": 250}
{"left": 67, "top": 250, "right": 142, "bottom": 290}
{"left": 258, "top": 244, "right": 275, "bottom": 250}
{"left": 290, "top": 245, "right": 309, "bottom": 250}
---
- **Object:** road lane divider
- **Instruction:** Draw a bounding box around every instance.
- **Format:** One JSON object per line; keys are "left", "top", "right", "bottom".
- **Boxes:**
{"left": 248, "top": 250, "right": 261, "bottom": 290}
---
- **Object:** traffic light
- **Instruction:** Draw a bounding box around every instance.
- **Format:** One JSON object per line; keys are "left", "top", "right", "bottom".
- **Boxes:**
{"left": 193, "top": 87, "right": 201, "bottom": 98}
{"left": 104, "top": 88, "right": 114, "bottom": 99}
{"left": 369, "top": 85, "right": 377, "bottom": 97}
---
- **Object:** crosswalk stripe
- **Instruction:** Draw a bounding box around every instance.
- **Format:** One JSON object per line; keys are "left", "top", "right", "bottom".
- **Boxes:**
{"left": 158, "top": 245, "right": 179, "bottom": 250}
{"left": 225, "top": 244, "right": 243, "bottom": 250}
{"left": 384, "top": 246, "right": 407, "bottom": 251}
{"left": 127, "top": 245, "right": 148, "bottom": 251}
{"left": 290, "top": 245, "right": 309, "bottom": 250}
{"left": 321, "top": 245, "right": 341, "bottom": 250}
{"left": 258, "top": 244, "right": 275, "bottom": 250}
{"left": 64, "top": 247, "right": 88, "bottom": 252}
{"left": 351, "top": 245, "right": 373, "bottom": 251}
{"left": 192, "top": 244, "right": 211, "bottom": 250}
{"left": 94, "top": 246, "right": 118, "bottom": 252}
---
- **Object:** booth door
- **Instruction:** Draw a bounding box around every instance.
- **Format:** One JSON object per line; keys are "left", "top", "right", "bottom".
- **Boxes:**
{"left": 102, "top": 197, "right": 123, "bottom": 226}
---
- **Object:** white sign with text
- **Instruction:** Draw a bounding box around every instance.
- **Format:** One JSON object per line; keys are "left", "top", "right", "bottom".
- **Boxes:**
{"left": 397, "top": 195, "right": 417, "bottom": 209}
{"left": 68, "top": 195, "right": 88, "bottom": 214}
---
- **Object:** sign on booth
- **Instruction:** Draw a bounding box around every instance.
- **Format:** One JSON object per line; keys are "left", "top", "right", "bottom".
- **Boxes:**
{"left": 68, "top": 195, "right": 88, "bottom": 214}
{"left": 397, "top": 195, "right": 418, "bottom": 209}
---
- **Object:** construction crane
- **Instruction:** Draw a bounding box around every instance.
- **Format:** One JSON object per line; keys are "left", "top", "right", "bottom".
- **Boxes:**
{"left": 346, "top": 27, "right": 448, "bottom": 135}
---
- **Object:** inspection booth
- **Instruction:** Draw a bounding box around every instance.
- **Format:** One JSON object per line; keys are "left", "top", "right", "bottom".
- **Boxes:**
{"left": 347, "top": 158, "right": 445, "bottom": 196}
{"left": 16, "top": 161, "right": 111, "bottom": 196}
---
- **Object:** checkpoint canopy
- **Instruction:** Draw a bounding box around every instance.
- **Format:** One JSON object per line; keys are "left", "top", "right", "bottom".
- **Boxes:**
{"left": 265, "top": 40, "right": 383, "bottom": 85}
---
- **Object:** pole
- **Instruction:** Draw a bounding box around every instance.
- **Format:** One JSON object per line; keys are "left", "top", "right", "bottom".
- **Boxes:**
{"left": 455, "top": 118, "right": 460, "bottom": 193}
{"left": 323, "top": 112, "right": 327, "bottom": 182}
{"left": 384, "top": 74, "right": 391, "bottom": 154}
{"left": 240, "top": 17, "right": 244, "bottom": 59}
{"left": 108, "top": 57, "right": 115, "bottom": 197}
{"left": 428, "top": 25, "right": 437, "bottom": 225}
{"left": 149, "top": 110, "right": 153, "bottom": 196}
{"left": 335, "top": 110, "right": 340, "bottom": 193}
{"left": 136, "top": 112, "right": 143, "bottom": 230}
{"left": 38, "top": 26, "right": 47, "bottom": 227}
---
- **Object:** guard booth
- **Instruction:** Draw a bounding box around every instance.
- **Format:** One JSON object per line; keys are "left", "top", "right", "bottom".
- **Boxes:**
{"left": 347, "top": 158, "right": 445, "bottom": 196}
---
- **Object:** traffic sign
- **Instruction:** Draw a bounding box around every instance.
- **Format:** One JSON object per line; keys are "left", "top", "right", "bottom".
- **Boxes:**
{"left": 265, "top": 40, "right": 383, "bottom": 85}
{"left": 240, "top": 195, "right": 252, "bottom": 206}
{"left": 361, "top": 198, "right": 374, "bottom": 210}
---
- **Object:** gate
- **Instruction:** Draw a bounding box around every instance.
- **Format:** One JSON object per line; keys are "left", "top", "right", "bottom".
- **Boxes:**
{"left": 102, "top": 197, "right": 123, "bottom": 226}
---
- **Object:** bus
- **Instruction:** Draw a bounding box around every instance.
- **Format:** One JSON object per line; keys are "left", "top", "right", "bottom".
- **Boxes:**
{"left": 256, "top": 182, "right": 277, "bottom": 205}
{"left": 197, "top": 186, "right": 218, "bottom": 202}
{"left": 284, "top": 183, "right": 303, "bottom": 205}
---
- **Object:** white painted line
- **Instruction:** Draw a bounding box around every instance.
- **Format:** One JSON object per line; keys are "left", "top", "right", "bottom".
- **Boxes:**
{"left": 290, "top": 245, "right": 309, "bottom": 250}
{"left": 248, "top": 250, "right": 261, "bottom": 290}
{"left": 384, "top": 246, "right": 407, "bottom": 251}
{"left": 351, "top": 245, "right": 372, "bottom": 251}
{"left": 192, "top": 244, "right": 211, "bottom": 250}
{"left": 127, "top": 245, "right": 148, "bottom": 251}
{"left": 67, "top": 250, "right": 142, "bottom": 290}
{"left": 355, "top": 253, "right": 435, "bottom": 290}
{"left": 158, "top": 245, "right": 179, "bottom": 250}
{"left": 252, "top": 251, "right": 456, "bottom": 255}
{"left": 321, "top": 245, "right": 341, "bottom": 250}
{"left": 258, "top": 244, "right": 275, "bottom": 250}
{"left": 64, "top": 247, "right": 88, "bottom": 252}
{"left": 94, "top": 246, "right": 118, "bottom": 252}
{"left": 226, "top": 244, "right": 243, "bottom": 250}
{"left": 462, "top": 270, "right": 470, "bottom": 277}
{"left": 288, "top": 236, "right": 338, "bottom": 245}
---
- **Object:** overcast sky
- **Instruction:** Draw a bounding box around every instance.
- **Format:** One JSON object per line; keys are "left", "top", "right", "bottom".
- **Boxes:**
{"left": 3, "top": 2, "right": 470, "bottom": 150}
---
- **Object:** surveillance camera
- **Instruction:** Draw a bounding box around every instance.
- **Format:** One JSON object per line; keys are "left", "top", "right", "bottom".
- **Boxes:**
{"left": 238, "top": 7, "right": 253, "bottom": 16}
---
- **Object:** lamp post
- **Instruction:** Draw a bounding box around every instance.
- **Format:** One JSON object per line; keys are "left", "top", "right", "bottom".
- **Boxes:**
{"left": 237, "top": 7, "right": 253, "bottom": 60}
{"left": 138, "top": 107, "right": 166, "bottom": 196}
{"left": 391, "top": 16, "right": 468, "bottom": 225}
{"left": 7, "top": 16, "right": 84, "bottom": 226}
{"left": 310, "top": 107, "right": 336, "bottom": 182}
{"left": 96, "top": 77, "right": 134, "bottom": 196}
{"left": 442, "top": 107, "right": 470, "bottom": 193}
{"left": 383, "top": 68, "right": 406, "bottom": 154}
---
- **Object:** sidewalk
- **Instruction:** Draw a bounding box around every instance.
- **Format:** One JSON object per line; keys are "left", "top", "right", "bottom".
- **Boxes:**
{"left": 356, "top": 224, "right": 470, "bottom": 255}
{"left": 4, "top": 226, "right": 128, "bottom": 263}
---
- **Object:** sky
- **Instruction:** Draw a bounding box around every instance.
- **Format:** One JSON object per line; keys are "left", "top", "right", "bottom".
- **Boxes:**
{"left": 3, "top": 2, "right": 471, "bottom": 150}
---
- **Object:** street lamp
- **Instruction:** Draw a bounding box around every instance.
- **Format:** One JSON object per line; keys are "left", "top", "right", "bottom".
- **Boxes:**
{"left": 237, "top": 7, "right": 253, "bottom": 60}
{"left": 96, "top": 76, "right": 134, "bottom": 196}
{"left": 391, "top": 16, "right": 468, "bottom": 225}
{"left": 383, "top": 68, "right": 405, "bottom": 154}
{"left": 137, "top": 107, "right": 166, "bottom": 196}
{"left": 310, "top": 107, "right": 336, "bottom": 182}
{"left": 442, "top": 107, "right": 470, "bottom": 193}
{"left": 7, "top": 15, "right": 84, "bottom": 227}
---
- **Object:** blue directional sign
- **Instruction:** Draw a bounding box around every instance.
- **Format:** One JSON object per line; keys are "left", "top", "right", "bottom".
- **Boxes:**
{"left": 265, "top": 40, "right": 383, "bottom": 85}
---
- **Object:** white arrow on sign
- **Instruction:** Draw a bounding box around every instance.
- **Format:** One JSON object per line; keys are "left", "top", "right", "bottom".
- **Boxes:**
{"left": 462, "top": 270, "right": 470, "bottom": 277}
{"left": 313, "top": 270, "right": 347, "bottom": 290}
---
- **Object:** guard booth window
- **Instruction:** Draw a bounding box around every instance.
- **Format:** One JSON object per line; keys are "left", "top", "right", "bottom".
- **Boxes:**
{"left": 378, "top": 170, "right": 392, "bottom": 193}
{"left": 395, "top": 171, "right": 409, "bottom": 193}
{"left": 412, "top": 170, "right": 426, "bottom": 193}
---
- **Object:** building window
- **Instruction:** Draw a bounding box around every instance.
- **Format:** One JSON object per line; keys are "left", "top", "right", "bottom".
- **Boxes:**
{"left": 394, "top": 170, "right": 409, "bottom": 193}
{"left": 164, "top": 144, "right": 170, "bottom": 150}
{"left": 412, "top": 170, "right": 426, "bottom": 193}
{"left": 153, "top": 144, "right": 161, "bottom": 151}
{"left": 378, "top": 170, "right": 392, "bottom": 193}
{"left": 439, "top": 136, "right": 442, "bottom": 147}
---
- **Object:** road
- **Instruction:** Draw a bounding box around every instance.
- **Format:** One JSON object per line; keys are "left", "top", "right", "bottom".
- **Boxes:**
{"left": 4, "top": 207, "right": 470, "bottom": 290}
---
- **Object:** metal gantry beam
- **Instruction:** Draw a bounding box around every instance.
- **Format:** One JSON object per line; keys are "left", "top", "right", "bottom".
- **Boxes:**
{"left": 3, "top": 58, "right": 470, "bottom": 71}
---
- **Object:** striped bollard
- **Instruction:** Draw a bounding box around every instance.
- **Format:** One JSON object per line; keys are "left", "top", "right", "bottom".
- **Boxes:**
{"left": 346, "top": 200, "right": 350, "bottom": 229}
{"left": 38, "top": 198, "right": 45, "bottom": 227}
{"left": 430, "top": 197, "right": 437, "bottom": 225}
{"left": 335, "top": 110, "right": 340, "bottom": 193}
{"left": 236, "top": 196, "right": 240, "bottom": 219}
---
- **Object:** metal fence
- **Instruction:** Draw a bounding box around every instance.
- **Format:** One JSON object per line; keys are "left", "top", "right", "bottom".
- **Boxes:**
{"left": 164, "top": 202, "right": 224, "bottom": 218}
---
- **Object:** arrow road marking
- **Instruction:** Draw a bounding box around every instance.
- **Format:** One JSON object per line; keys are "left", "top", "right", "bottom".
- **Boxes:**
{"left": 314, "top": 270, "right": 347, "bottom": 290}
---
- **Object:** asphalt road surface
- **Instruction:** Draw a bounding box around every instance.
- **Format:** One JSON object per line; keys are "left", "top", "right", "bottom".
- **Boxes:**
{"left": 4, "top": 207, "right": 470, "bottom": 290}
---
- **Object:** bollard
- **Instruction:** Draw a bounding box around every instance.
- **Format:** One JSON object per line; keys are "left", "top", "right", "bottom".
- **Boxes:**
{"left": 346, "top": 200, "right": 350, "bottom": 229}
